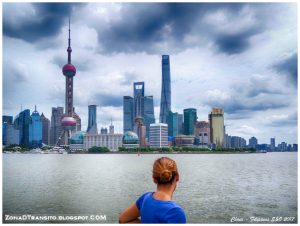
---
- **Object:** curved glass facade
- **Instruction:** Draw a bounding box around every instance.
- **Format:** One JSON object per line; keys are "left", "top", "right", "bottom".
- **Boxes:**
{"left": 123, "top": 131, "right": 139, "bottom": 144}
{"left": 69, "top": 131, "right": 86, "bottom": 144}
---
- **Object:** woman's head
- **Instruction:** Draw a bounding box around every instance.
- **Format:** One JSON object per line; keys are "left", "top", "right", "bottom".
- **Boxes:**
{"left": 152, "top": 157, "right": 179, "bottom": 185}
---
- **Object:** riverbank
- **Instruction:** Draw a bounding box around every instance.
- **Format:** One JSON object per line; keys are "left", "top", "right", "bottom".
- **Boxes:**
{"left": 70, "top": 151, "right": 265, "bottom": 154}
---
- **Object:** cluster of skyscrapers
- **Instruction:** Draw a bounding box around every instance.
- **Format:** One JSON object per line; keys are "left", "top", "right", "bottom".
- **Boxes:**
{"left": 2, "top": 22, "right": 297, "bottom": 152}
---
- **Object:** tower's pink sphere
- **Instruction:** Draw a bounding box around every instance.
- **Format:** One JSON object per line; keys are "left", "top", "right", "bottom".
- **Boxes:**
{"left": 61, "top": 117, "right": 76, "bottom": 130}
{"left": 62, "top": 63, "right": 76, "bottom": 77}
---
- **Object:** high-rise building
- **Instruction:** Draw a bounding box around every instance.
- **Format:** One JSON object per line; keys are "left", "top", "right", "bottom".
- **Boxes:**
{"left": 29, "top": 106, "right": 42, "bottom": 147}
{"left": 209, "top": 108, "right": 225, "bottom": 147}
{"left": 149, "top": 123, "right": 168, "bottom": 148}
{"left": 249, "top": 136, "right": 258, "bottom": 148}
{"left": 231, "top": 136, "right": 246, "bottom": 148}
{"left": 109, "top": 120, "right": 114, "bottom": 134}
{"left": 87, "top": 105, "right": 98, "bottom": 135}
{"left": 50, "top": 106, "right": 64, "bottom": 145}
{"left": 160, "top": 55, "right": 171, "bottom": 123}
{"left": 3, "top": 115, "right": 19, "bottom": 145}
{"left": 195, "top": 121, "right": 210, "bottom": 146}
{"left": 3, "top": 116, "right": 13, "bottom": 124}
{"left": 14, "top": 109, "right": 31, "bottom": 146}
{"left": 41, "top": 113, "right": 50, "bottom": 145}
{"left": 123, "top": 96, "right": 134, "bottom": 133}
{"left": 184, "top": 108, "right": 197, "bottom": 136}
{"left": 73, "top": 108, "right": 81, "bottom": 132}
{"left": 134, "top": 82, "right": 145, "bottom": 118}
{"left": 167, "top": 111, "right": 178, "bottom": 137}
{"left": 177, "top": 114, "right": 183, "bottom": 135}
{"left": 123, "top": 83, "right": 155, "bottom": 139}
{"left": 144, "top": 96, "right": 155, "bottom": 138}
{"left": 270, "top": 137, "right": 275, "bottom": 151}
{"left": 61, "top": 18, "right": 77, "bottom": 145}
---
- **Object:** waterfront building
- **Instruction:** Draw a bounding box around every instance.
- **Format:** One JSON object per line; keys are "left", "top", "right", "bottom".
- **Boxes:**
{"left": 14, "top": 109, "right": 31, "bottom": 146}
{"left": 61, "top": 18, "right": 77, "bottom": 145}
{"left": 3, "top": 116, "right": 13, "bottom": 124}
{"left": 29, "top": 106, "right": 42, "bottom": 147}
{"left": 144, "top": 96, "right": 155, "bottom": 138}
{"left": 69, "top": 131, "right": 86, "bottom": 151}
{"left": 50, "top": 106, "right": 64, "bottom": 145}
{"left": 195, "top": 121, "right": 210, "bottom": 146}
{"left": 135, "top": 116, "right": 147, "bottom": 146}
{"left": 293, "top": 144, "right": 298, "bottom": 152}
{"left": 270, "top": 137, "right": 275, "bottom": 151}
{"left": 134, "top": 82, "right": 145, "bottom": 118}
{"left": 167, "top": 111, "right": 178, "bottom": 137}
{"left": 41, "top": 113, "right": 50, "bottom": 145}
{"left": 209, "top": 108, "right": 225, "bottom": 147}
{"left": 87, "top": 105, "right": 98, "bottom": 135}
{"left": 184, "top": 108, "right": 197, "bottom": 136}
{"left": 160, "top": 55, "right": 171, "bottom": 124}
{"left": 123, "top": 131, "right": 139, "bottom": 148}
{"left": 149, "top": 123, "right": 168, "bottom": 148}
{"left": 231, "top": 136, "right": 246, "bottom": 148}
{"left": 100, "top": 127, "right": 108, "bottom": 134}
{"left": 174, "top": 135, "right": 195, "bottom": 147}
{"left": 73, "top": 109, "right": 81, "bottom": 132}
{"left": 2, "top": 116, "right": 12, "bottom": 145}
{"left": 177, "top": 114, "right": 183, "bottom": 135}
{"left": 278, "top": 142, "right": 287, "bottom": 152}
{"left": 123, "top": 96, "right": 134, "bottom": 133}
{"left": 83, "top": 133, "right": 123, "bottom": 152}
{"left": 123, "top": 83, "right": 155, "bottom": 139}
{"left": 109, "top": 120, "right": 114, "bottom": 134}
{"left": 3, "top": 116, "right": 19, "bottom": 145}
{"left": 249, "top": 137, "right": 258, "bottom": 148}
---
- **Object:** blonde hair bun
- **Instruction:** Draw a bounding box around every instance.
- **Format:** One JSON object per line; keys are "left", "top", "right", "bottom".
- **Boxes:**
{"left": 160, "top": 169, "right": 172, "bottom": 182}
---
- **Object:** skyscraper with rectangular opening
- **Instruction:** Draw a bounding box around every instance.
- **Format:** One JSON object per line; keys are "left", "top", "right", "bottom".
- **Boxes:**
{"left": 160, "top": 55, "right": 171, "bottom": 123}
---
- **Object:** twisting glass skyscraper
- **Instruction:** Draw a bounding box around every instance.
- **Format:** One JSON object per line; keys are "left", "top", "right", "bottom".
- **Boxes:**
{"left": 160, "top": 55, "right": 171, "bottom": 123}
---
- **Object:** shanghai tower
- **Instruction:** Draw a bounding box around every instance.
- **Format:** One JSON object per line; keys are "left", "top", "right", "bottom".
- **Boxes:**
{"left": 159, "top": 55, "right": 171, "bottom": 123}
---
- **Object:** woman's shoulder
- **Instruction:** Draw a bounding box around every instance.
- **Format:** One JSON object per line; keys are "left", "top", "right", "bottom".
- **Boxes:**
{"left": 135, "top": 192, "right": 153, "bottom": 210}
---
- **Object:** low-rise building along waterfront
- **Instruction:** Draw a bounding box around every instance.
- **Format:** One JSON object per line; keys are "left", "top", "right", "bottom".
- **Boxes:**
{"left": 84, "top": 133, "right": 123, "bottom": 152}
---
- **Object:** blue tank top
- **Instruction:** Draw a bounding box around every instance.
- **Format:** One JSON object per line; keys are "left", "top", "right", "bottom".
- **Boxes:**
{"left": 136, "top": 192, "right": 186, "bottom": 223}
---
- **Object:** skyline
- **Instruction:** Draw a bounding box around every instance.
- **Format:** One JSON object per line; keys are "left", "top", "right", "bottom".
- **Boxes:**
{"left": 2, "top": 3, "right": 298, "bottom": 144}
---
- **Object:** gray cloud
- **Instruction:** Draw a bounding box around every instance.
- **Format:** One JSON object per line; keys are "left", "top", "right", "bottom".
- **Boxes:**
{"left": 3, "top": 3, "right": 84, "bottom": 43}
{"left": 92, "top": 93, "right": 123, "bottom": 107}
{"left": 273, "top": 53, "right": 298, "bottom": 86}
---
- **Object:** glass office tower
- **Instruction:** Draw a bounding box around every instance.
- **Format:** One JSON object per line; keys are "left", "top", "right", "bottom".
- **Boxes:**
{"left": 14, "top": 109, "right": 31, "bottom": 146}
{"left": 160, "top": 55, "right": 171, "bottom": 123}
{"left": 123, "top": 96, "right": 134, "bottom": 133}
{"left": 144, "top": 96, "right": 155, "bottom": 138}
{"left": 29, "top": 106, "right": 42, "bottom": 147}
{"left": 183, "top": 108, "right": 197, "bottom": 135}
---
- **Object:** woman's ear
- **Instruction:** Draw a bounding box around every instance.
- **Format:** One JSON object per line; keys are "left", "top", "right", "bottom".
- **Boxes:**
{"left": 152, "top": 176, "right": 158, "bottom": 184}
{"left": 176, "top": 173, "right": 179, "bottom": 182}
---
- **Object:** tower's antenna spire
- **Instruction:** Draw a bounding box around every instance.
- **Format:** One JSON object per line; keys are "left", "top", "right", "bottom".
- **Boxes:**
{"left": 35, "top": 105, "right": 37, "bottom": 112}
{"left": 67, "top": 15, "right": 72, "bottom": 64}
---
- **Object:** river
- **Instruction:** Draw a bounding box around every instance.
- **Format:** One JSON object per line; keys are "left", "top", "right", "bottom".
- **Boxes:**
{"left": 2, "top": 152, "right": 297, "bottom": 223}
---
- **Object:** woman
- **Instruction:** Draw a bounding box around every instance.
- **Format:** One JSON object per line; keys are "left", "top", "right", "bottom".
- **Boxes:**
{"left": 119, "top": 157, "right": 186, "bottom": 223}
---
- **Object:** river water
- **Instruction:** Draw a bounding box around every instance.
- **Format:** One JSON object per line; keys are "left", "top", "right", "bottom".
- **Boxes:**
{"left": 2, "top": 152, "right": 297, "bottom": 223}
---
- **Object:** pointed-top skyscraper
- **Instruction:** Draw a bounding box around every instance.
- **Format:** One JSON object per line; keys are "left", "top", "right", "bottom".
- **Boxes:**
{"left": 160, "top": 55, "right": 171, "bottom": 123}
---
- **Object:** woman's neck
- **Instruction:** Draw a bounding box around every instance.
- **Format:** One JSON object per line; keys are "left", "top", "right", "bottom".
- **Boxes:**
{"left": 153, "top": 184, "right": 175, "bottom": 201}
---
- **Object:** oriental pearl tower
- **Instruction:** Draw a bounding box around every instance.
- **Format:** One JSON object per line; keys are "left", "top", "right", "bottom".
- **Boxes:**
{"left": 61, "top": 18, "right": 77, "bottom": 145}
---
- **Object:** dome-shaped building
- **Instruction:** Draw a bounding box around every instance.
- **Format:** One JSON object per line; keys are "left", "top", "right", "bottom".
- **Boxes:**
{"left": 69, "top": 131, "right": 86, "bottom": 151}
{"left": 123, "top": 131, "right": 139, "bottom": 148}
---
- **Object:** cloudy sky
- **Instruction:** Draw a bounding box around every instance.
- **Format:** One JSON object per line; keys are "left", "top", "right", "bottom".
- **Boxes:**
{"left": 2, "top": 2, "right": 298, "bottom": 144}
